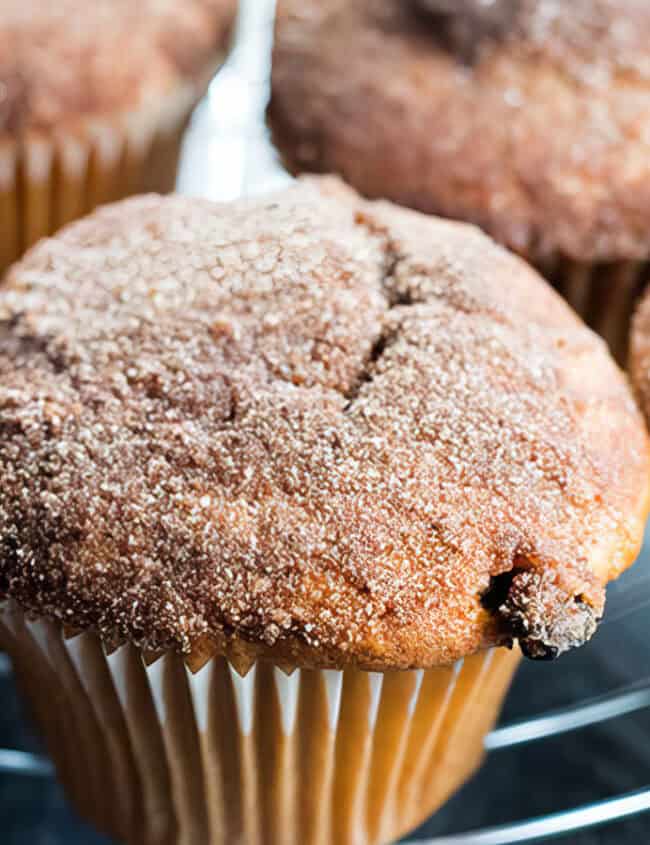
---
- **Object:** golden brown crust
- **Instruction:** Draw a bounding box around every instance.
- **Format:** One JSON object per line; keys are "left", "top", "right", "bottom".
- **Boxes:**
{"left": 270, "top": 0, "right": 650, "bottom": 264}
{"left": 0, "top": 0, "right": 236, "bottom": 135}
{"left": 1, "top": 178, "right": 648, "bottom": 670}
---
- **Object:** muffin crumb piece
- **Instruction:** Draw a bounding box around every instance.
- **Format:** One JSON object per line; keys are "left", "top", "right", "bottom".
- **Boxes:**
{"left": 497, "top": 569, "right": 600, "bottom": 660}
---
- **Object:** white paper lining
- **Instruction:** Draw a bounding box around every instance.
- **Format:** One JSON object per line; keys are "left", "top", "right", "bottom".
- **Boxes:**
{"left": 186, "top": 661, "right": 213, "bottom": 734}
{"left": 273, "top": 667, "right": 301, "bottom": 736}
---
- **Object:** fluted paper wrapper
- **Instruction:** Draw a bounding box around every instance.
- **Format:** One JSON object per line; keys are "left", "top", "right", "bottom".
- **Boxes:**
{"left": 0, "top": 72, "right": 217, "bottom": 276}
{"left": 0, "top": 603, "right": 518, "bottom": 845}
{"left": 543, "top": 256, "right": 650, "bottom": 364}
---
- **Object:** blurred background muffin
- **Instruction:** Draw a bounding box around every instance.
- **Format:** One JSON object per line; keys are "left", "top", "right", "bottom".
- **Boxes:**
{"left": 1, "top": 177, "right": 648, "bottom": 845}
{"left": 0, "top": 0, "right": 236, "bottom": 275}
{"left": 270, "top": 0, "right": 650, "bottom": 362}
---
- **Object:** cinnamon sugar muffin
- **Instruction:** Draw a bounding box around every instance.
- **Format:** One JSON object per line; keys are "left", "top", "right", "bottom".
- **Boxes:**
{"left": 1, "top": 179, "right": 648, "bottom": 845}
{"left": 270, "top": 0, "right": 650, "bottom": 361}
{"left": 0, "top": 0, "right": 236, "bottom": 274}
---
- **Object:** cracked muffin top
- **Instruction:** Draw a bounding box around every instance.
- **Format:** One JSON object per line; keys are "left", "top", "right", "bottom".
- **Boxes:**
{"left": 0, "top": 178, "right": 648, "bottom": 670}
{"left": 271, "top": 0, "right": 650, "bottom": 264}
{"left": 0, "top": 0, "right": 236, "bottom": 135}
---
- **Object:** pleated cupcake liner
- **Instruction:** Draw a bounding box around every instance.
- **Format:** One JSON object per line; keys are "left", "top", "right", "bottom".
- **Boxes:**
{"left": 541, "top": 256, "right": 650, "bottom": 365}
{"left": 0, "top": 61, "right": 223, "bottom": 276}
{"left": 0, "top": 601, "right": 519, "bottom": 845}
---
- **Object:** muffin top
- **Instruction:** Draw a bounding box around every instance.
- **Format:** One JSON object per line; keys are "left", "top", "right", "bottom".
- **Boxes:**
{"left": 0, "top": 0, "right": 236, "bottom": 135}
{"left": 271, "top": 0, "right": 650, "bottom": 263}
{"left": 1, "top": 179, "right": 648, "bottom": 670}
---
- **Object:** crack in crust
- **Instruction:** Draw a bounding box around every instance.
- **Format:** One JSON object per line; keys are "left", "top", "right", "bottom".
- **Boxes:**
{"left": 413, "top": 0, "right": 520, "bottom": 60}
{"left": 0, "top": 177, "right": 648, "bottom": 670}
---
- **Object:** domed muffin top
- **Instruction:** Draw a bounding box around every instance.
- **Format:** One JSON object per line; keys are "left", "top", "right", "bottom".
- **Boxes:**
{"left": 1, "top": 179, "right": 648, "bottom": 670}
{"left": 0, "top": 0, "right": 236, "bottom": 134}
{"left": 271, "top": 0, "right": 650, "bottom": 263}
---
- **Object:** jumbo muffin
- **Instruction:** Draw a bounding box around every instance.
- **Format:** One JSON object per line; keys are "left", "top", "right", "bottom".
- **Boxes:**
{"left": 270, "top": 0, "right": 650, "bottom": 361}
{"left": 1, "top": 179, "right": 648, "bottom": 845}
{"left": 0, "top": 0, "right": 236, "bottom": 274}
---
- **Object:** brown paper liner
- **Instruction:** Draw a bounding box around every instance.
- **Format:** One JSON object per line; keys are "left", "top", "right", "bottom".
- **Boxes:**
{"left": 0, "top": 71, "right": 218, "bottom": 276}
{"left": 541, "top": 256, "right": 650, "bottom": 364}
{"left": 0, "top": 602, "right": 519, "bottom": 845}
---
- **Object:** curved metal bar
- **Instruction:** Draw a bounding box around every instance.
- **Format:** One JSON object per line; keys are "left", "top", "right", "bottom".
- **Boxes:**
{"left": 408, "top": 788, "right": 650, "bottom": 844}
{"left": 486, "top": 682, "right": 650, "bottom": 750}
{"left": 0, "top": 654, "right": 10, "bottom": 676}
{"left": 0, "top": 749, "right": 54, "bottom": 778}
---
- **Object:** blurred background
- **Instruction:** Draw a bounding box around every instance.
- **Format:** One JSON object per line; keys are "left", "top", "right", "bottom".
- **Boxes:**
{"left": 2, "top": 2, "right": 650, "bottom": 843}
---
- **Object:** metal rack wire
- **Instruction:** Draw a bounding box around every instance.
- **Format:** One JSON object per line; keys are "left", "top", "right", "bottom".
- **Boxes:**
{"left": 2, "top": 1, "right": 650, "bottom": 842}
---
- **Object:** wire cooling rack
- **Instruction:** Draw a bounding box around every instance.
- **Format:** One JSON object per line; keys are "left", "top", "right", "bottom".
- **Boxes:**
{"left": 2, "top": 2, "right": 650, "bottom": 843}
